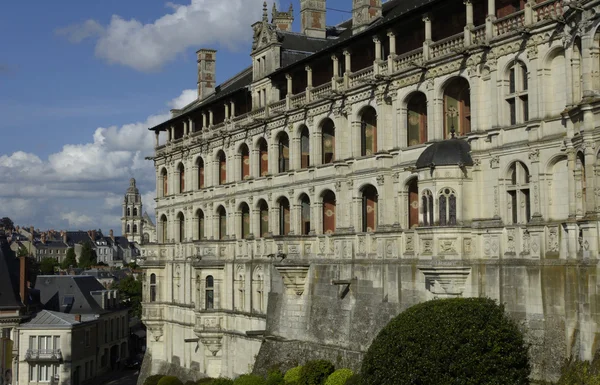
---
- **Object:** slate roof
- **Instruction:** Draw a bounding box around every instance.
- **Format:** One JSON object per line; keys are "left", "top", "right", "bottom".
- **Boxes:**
{"left": 143, "top": 212, "right": 155, "bottom": 227}
{"left": 65, "top": 231, "right": 92, "bottom": 246}
{"left": 36, "top": 241, "right": 69, "bottom": 249}
{"left": 0, "top": 235, "right": 23, "bottom": 310}
{"left": 415, "top": 138, "right": 474, "bottom": 169}
{"left": 20, "top": 310, "right": 97, "bottom": 329}
{"left": 35, "top": 275, "right": 107, "bottom": 314}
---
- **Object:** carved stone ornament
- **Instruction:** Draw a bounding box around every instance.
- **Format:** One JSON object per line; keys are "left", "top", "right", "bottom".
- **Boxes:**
{"left": 275, "top": 265, "right": 310, "bottom": 296}
{"left": 490, "top": 156, "right": 500, "bottom": 169}
{"left": 419, "top": 267, "right": 472, "bottom": 297}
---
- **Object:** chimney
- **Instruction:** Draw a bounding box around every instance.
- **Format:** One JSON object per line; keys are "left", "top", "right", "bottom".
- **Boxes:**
{"left": 197, "top": 49, "right": 217, "bottom": 101}
{"left": 75, "top": 314, "right": 81, "bottom": 322}
{"left": 62, "top": 231, "right": 67, "bottom": 244}
{"left": 109, "top": 229, "right": 115, "bottom": 242}
{"left": 29, "top": 226, "right": 34, "bottom": 241}
{"left": 300, "top": 0, "right": 326, "bottom": 38}
{"left": 92, "top": 230, "right": 97, "bottom": 241}
{"left": 352, "top": 0, "right": 382, "bottom": 35}
{"left": 19, "top": 256, "right": 27, "bottom": 306}
{"left": 272, "top": 3, "right": 294, "bottom": 32}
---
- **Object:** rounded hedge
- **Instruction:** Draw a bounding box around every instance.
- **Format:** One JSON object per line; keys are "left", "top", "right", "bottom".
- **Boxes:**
{"left": 266, "top": 370, "right": 285, "bottom": 385}
{"left": 145, "top": 375, "right": 165, "bottom": 385}
{"left": 343, "top": 375, "right": 362, "bottom": 385}
{"left": 361, "top": 297, "right": 531, "bottom": 385}
{"left": 197, "top": 379, "right": 215, "bottom": 384}
{"left": 233, "top": 374, "right": 266, "bottom": 385}
{"left": 298, "top": 360, "right": 335, "bottom": 385}
{"left": 324, "top": 369, "right": 354, "bottom": 385}
{"left": 157, "top": 376, "right": 183, "bottom": 385}
{"left": 211, "top": 379, "right": 234, "bottom": 385}
{"left": 284, "top": 366, "right": 303, "bottom": 384}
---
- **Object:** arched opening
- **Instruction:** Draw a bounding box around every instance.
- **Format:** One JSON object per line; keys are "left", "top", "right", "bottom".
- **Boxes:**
{"left": 217, "top": 151, "right": 227, "bottom": 185}
{"left": 443, "top": 77, "right": 471, "bottom": 137}
{"left": 143, "top": 233, "right": 150, "bottom": 243}
{"left": 240, "top": 203, "right": 250, "bottom": 239}
{"left": 133, "top": 224, "right": 138, "bottom": 234}
{"left": 506, "top": 61, "right": 529, "bottom": 125}
{"left": 300, "top": 194, "right": 311, "bottom": 235}
{"left": 322, "top": 119, "right": 335, "bottom": 164}
{"left": 240, "top": 144, "right": 250, "bottom": 180}
{"left": 177, "top": 212, "right": 185, "bottom": 242}
{"left": 258, "top": 138, "right": 269, "bottom": 177}
{"left": 218, "top": 206, "right": 227, "bottom": 240}
{"left": 322, "top": 190, "right": 336, "bottom": 235}
{"left": 178, "top": 163, "right": 185, "bottom": 193}
{"left": 407, "top": 179, "right": 419, "bottom": 228}
{"left": 421, "top": 190, "right": 433, "bottom": 226}
{"left": 149, "top": 274, "right": 156, "bottom": 302}
{"left": 161, "top": 168, "right": 168, "bottom": 197}
{"left": 197, "top": 157, "right": 205, "bottom": 189}
{"left": 205, "top": 275, "right": 214, "bottom": 310}
{"left": 160, "top": 215, "right": 168, "bottom": 242}
{"left": 197, "top": 210, "right": 205, "bottom": 240}
{"left": 507, "top": 161, "right": 531, "bottom": 224}
{"left": 300, "top": 126, "right": 310, "bottom": 169}
{"left": 126, "top": 224, "right": 130, "bottom": 234}
{"left": 360, "top": 107, "right": 378, "bottom": 156}
{"left": 361, "top": 185, "right": 378, "bottom": 232}
{"left": 133, "top": 207, "right": 138, "bottom": 216}
{"left": 278, "top": 197, "right": 291, "bottom": 235}
{"left": 278, "top": 132, "right": 290, "bottom": 173}
{"left": 258, "top": 200, "right": 269, "bottom": 237}
{"left": 127, "top": 208, "right": 131, "bottom": 216}
{"left": 407, "top": 92, "right": 428, "bottom": 146}
{"left": 438, "top": 188, "right": 457, "bottom": 226}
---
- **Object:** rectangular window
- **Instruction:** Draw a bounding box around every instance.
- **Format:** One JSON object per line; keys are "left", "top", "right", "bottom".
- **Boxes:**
{"left": 39, "top": 336, "right": 51, "bottom": 352}
{"left": 29, "top": 336, "right": 36, "bottom": 350}
{"left": 53, "top": 336, "right": 60, "bottom": 350}
{"left": 509, "top": 191, "right": 518, "bottom": 224}
{"left": 29, "top": 364, "right": 36, "bottom": 382}
{"left": 523, "top": 189, "right": 531, "bottom": 222}
{"left": 521, "top": 96, "right": 529, "bottom": 122}
{"left": 39, "top": 364, "right": 50, "bottom": 382}
{"left": 509, "top": 68, "right": 516, "bottom": 94}
{"left": 521, "top": 65, "right": 528, "bottom": 90}
{"left": 508, "top": 98, "right": 516, "bottom": 126}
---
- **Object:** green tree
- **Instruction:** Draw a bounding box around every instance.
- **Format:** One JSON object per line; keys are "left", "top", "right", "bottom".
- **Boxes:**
{"left": 17, "top": 245, "right": 29, "bottom": 257}
{"left": 39, "top": 257, "right": 59, "bottom": 275}
{"left": 78, "top": 242, "right": 97, "bottom": 269}
{"left": 118, "top": 275, "right": 143, "bottom": 318}
{"left": 61, "top": 248, "right": 77, "bottom": 269}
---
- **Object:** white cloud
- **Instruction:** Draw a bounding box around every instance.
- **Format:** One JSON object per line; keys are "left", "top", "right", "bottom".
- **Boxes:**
{"left": 57, "top": 0, "right": 273, "bottom": 72}
{"left": 0, "top": 89, "right": 191, "bottom": 232}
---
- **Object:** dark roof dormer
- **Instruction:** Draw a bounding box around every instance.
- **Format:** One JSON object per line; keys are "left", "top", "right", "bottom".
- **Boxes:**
{"left": 415, "top": 137, "right": 474, "bottom": 170}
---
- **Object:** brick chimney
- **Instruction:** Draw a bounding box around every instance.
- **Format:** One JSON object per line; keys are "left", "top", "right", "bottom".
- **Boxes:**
{"left": 109, "top": 229, "right": 115, "bottom": 242}
{"left": 61, "top": 231, "right": 67, "bottom": 244}
{"left": 352, "top": 0, "right": 382, "bottom": 35}
{"left": 92, "top": 230, "right": 97, "bottom": 241}
{"left": 19, "top": 256, "right": 27, "bottom": 306}
{"left": 272, "top": 3, "right": 294, "bottom": 32}
{"left": 300, "top": 0, "right": 326, "bottom": 38}
{"left": 197, "top": 48, "right": 217, "bottom": 101}
{"left": 29, "top": 226, "right": 34, "bottom": 241}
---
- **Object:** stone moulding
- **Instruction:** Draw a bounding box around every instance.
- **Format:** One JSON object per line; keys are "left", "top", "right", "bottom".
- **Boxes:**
{"left": 275, "top": 265, "right": 310, "bottom": 295}
{"left": 418, "top": 266, "right": 472, "bottom": 297}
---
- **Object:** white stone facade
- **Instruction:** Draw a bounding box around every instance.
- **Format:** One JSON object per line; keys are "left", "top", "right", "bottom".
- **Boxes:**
{"left": 140, "top": 0, "right": 600, "bottom": 382}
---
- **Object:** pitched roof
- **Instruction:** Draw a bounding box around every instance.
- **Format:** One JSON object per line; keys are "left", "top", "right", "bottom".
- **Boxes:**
{"left": 0, "top": 236, "right": 23, "bottom": 310}
{"left": 35, "top": 275, "right": 108, "bottom": 314}
{"left": 20, "top": 310, "right": 97, "bottom": 329}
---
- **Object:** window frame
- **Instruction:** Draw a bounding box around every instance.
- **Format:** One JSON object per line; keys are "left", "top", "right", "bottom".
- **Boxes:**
{"left": 506, "top": 61, "right": 529, "bottom": 126}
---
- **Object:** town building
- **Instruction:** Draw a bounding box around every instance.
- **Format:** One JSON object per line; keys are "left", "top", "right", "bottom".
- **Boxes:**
{"left": 139, "top": 0, "right": 600, "bottom": 382}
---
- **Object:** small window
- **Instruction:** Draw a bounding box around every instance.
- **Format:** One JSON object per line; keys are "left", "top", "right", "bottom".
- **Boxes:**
{"left": 438, "top": 188, "right": 457, "bottom": 226}
{"left": 278, "top": 133, "right": 290, "bottom": 173}
{"left": 205, "top": 275, "right": 214, "bottom": 310}
{"left": 278, "top": 197, "right": 291, "bottom": 236}
{"left": 322, "top": 119, "right": 335, "bottom": 164}
{"left": 300, "top": 126, "right": 310, "bottom": 169}
{"left": 421, "top": 190, "right": 434, "bottom": 226}
{"left": 360, "top": 107, "right": 378, "bottom": 156}
{"left": 322, "top": 190, "right": 336, "bottom": 235}
{"left": 150, "top": 274, "right": 157, "bottom": 302}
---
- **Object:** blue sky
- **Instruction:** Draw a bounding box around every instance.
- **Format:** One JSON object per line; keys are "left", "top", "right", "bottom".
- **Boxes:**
{"left": 0, "top": 0, "right": 352, "bottom": 234}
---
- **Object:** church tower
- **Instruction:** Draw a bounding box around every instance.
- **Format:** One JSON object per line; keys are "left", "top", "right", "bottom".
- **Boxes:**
{"left": 122, "top": 178, "right": 143, "bottom": 243}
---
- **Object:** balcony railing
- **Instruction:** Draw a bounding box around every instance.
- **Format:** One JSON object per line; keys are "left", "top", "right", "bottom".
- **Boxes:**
{"left": 25, "top": 349, "right": 63, "bottom": 362}
{"left": 349, "top": 66, "right": 374, "bottom": 87}
{"left": 289, "top": 91, "right": 306, "bottom": 108}
{"left": 494, "top": 10, "right": 525, "bottom": 36}
{"left": 534, "top": 0, "right": 563, "bottom": 22}
{"left": 430, "top": 33, "right": 465, "bottom": 58}
{"left": 394, "top": 48, "right": 424, "bottom": 72}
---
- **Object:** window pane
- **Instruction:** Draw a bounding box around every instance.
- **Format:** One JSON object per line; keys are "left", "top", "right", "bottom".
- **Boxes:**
{"left": 521, "top": 65, "right": 528, "bottom": 90}
{"left": 508, "top": 98, "right": 516, "bottom": 125}
{"left": 523, "top": 189, "right": 531, "bottom": 222}
{"left": 510, "top": 191, "right": 518, "bottom": 223}
{"left": 439, "top": 196, "right": 447, "bottom": 226}
{"left": 521, "top": 96, "right": 529, "bottom": 122}
{"left": 509, "top": 67, "right": 516, "bottom": 94}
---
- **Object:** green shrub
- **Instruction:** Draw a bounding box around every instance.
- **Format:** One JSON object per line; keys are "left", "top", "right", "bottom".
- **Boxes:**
{"left": 324, "top": 369, "right": 354, "bottom": 385}
{"left": 212, "top": 379, "right": 234, "bottom": 385}
{"left": 557, "top": 358, "right": 600, "bottom": 385}
{"left": 266, "top": 369, "right": 285, "bottom": 385}
{"left": 284, "top": 366, "right": 303, "bottom": 384}
{"left": 233, "top": 374, "right": 266, "bottom": 385}
{"left": 157, "top": 376, "right": 183, "bottom": 385}
{"left": 184, "top": 381, "right": 197, "bottom": 385}
{"left": 342, "top": 375, "right": 361, "bottom": 385}
{"left": 144, "top": 375, "right": 165, "bottom": 385}
{"left": 361, "top": 297, "right": 530, "bottom": 385}
{"left": 299, "top": 360, "right": 335, "bottom": 385}
{"left": 196, "top": 379, "right": 215, "bottom": 384}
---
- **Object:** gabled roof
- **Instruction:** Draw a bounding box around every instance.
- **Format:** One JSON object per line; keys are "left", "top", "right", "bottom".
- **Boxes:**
{"left": 142, "top": 212, "right": 155, "bottom": 227}
{"left": 35, "top": 275, "right": 107, "bottom": 314}
{"left": 20, "top": 310, "right": 97, "bottom": 329}
{"left": 0, "top": 236, "right": 23, "bottom": 310}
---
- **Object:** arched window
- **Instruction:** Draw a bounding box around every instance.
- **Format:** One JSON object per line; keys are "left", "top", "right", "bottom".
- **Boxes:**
{"left": 161, "top": 168, "right": 168, "bottom": 196}
{"left": 240, "top": 203, "right": 250, "bottom": 239}
{"left": 133, "top": 208, "right": 138, "bottom": 216}
{"left": 421, "top": 190, "right": 433, "bottom": 226}
{"left": 258, "top": 200, "right": 269, "bottom": 237}
{"left": 197, "top": 157, "right": 205, "bottom": 189}
{"left": 438, "top": 188, "right": 457, "bottom": 226}
{"left": 278, "top": 133, "right": 290, "bottom": 173}
{"left": 177, "top": 212, "right": 185, "bottom": 242}
{"left": 253, "top": 268, "right": 264, "bottom": 313}
{"left": 205, "top": 275, "right": 214, "bottom": 310}
{"left": 300, "top": 126, "right": 310, "bottom": 169}
{"left": 360, "top": 107, "right": 378, "bottom": 156}
{"left": 143, "top": 233, "right": 150, "bottom": 243}
{"left": 322, "top": 119, "right": 335, "bottom": 164}
{"left": 197, "top": 210, "right": 205, "bottom": 240}
{"left": 126, "top": 224, "right": 130, "bottom": 234}
{"left": 133, "top": 224, "right": 138, "bottom": 234}
{"left": 443, "top": 77, "right": 471, "bottom": 137}
{"left": 576, "top": 152, "right": 586, "bottom": 214}
{"left": 240, "top": 144, "right": 250, "bottom": 180}
{"left": 361, "top": 185, "right": 378, "bottom": 232}
{"left": 300, "top": 194, "right": 311, "bottom": 235}
{"left": 160, "top": 215, "right": 168, "bottom": 242}
{"left": 150, "top": 274, "right": 157, "bottom": 302}
{"left": 127, "top": 208, "right": 131, "bottom": 216}
{"left": 258, "top": 138, "right": 269, "bottom": 177}
{"left": 278, "top": 197, "right": 291, "bottom": 235}
{"left": 217, "top": 151, "right": 227, "bottom": 185}
{"left": 218, "top": 206, "right": 227, "bottom": 240}
{"left": 178, "top": 163, "right": 185, "bottom": 193}
{"left": 507, "top": 162, "right": 531, "bottom": 224}
{"left": 506, "top": 61, "right": 529, "bottom": 125}
{"left": 407, "top": 92, "right": 428, "bottom": 146}
{"left": 573, "top": 38, "right": 583, "bottom": 103}
{"left": 407, "top": 179, "right": 419, "bottom": 228}
{"left": 322, "top": 190, "right": 336, "bottom": 235}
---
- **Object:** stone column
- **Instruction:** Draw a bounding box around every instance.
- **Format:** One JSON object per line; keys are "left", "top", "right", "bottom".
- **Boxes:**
{"left": 224, "top": 103, "right": 230, "bottom": 120}
{"left": 464, "top": 0, "right": 473, "bottom": 46}
{"left": 343, "top": 50, "right": 352, "bottom": 88}
{"left": 567, "top": 148, "right": 577, "bottom": 218}
{"left": 155, "top": 131, "right": 160, "bottom": 147}
{"left": 422, "top": 14, "right": 432, "bottom": 61}
{"left": 209, "top": 110, "right": 214, "bottom": 127}
{"left": 331, "top": 55, "right": 339, "bottom": 90}
{"left": 306, "top": 65, "right": 313, "bottom": 103}
{"left": 286, "top": 74, "right": 293, "bottom": 110}
{"left": 486, "top": 0, "right": 496, "bottom": 41}
{"left": 373, "top": 36, "right": 382, "bottom": 75}
{"left": 387, "top": 31, "right": 396, "bottom": 70}
{"left": 183, "top": 120, "right": 188, "bottom": 136}
{"left": 313, "top": 130, "right": 323, "bottom": 166}
{"left": 313, "top": 201, "right": 323, "bottom": 235}
{"left": 202, "top": 113, "right": 207, "bottom": 130}
{"left": 170, "top": 125, "right": 175, "bottom": 142}
{"left": 189, "top": 118, "right": 195, "bottom": 134}
{"left": 230, "top": 101, "right": 236, "bottom": 118}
